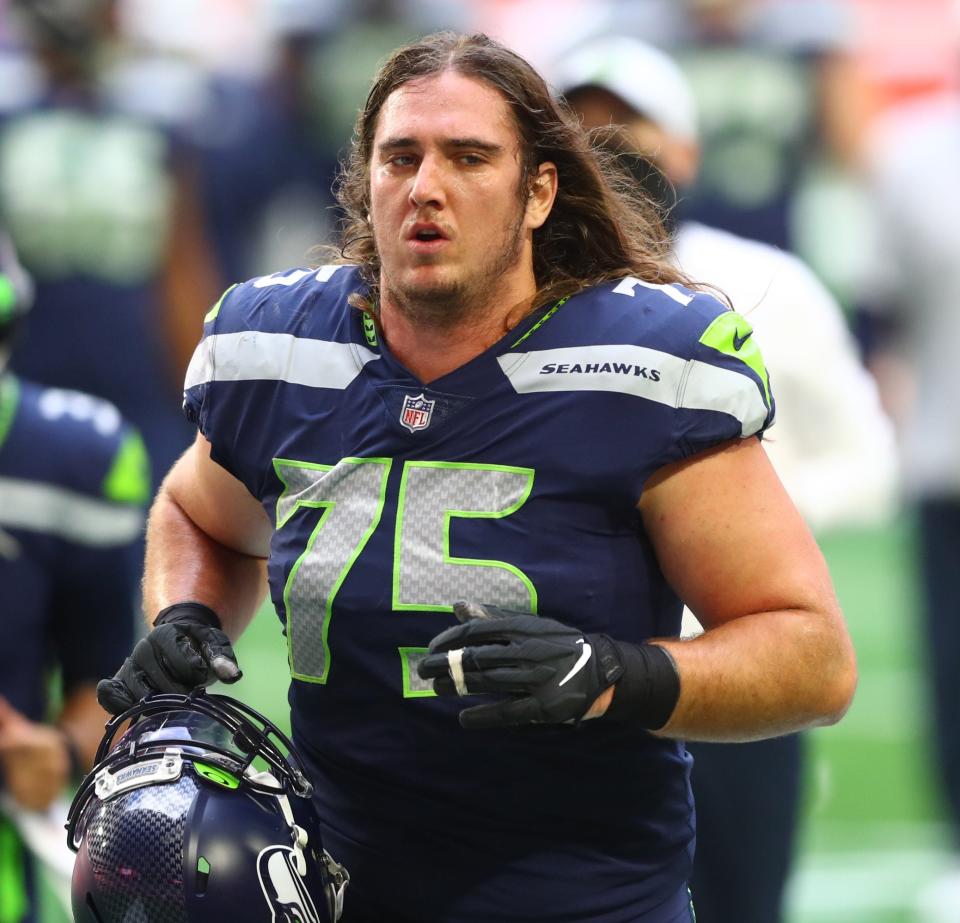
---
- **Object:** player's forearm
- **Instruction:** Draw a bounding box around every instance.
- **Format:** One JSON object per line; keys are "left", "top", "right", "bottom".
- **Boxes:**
{"left": 143, "top": 488, "right": 267, "bottom": 640}
{"left": 644, "top": 607, "right": 857, "bottom": 742}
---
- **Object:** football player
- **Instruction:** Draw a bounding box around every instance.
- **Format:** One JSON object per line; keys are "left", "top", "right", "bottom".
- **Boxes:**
{"left": 98, "top": 32, "right": 857, "bottom": 923}
{"left": 0, "top": 228, "right": 149, "bottom": 922}
{"left": 2, "top": 0, "right": 221, "bottom": 494}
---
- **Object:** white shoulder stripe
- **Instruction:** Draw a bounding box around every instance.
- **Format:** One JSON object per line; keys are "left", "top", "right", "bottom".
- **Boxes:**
{"left": 498, "top": 345, "right": 768, "bottom": 436}
{"left": 681, "top": 360, "right": 770, "bottom": 436}
{"left": 184, "top": 333, "right": 379, "bottom": 391}
{"left": 0, "top": 478, "right": 144, "bottom": 546}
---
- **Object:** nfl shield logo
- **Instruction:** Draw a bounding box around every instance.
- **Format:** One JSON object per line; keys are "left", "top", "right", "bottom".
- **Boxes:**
{"left": 400, "top": 393, "right": 435, "bottom": 433}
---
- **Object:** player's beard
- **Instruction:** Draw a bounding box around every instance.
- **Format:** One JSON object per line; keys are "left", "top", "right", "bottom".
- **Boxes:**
{"left": 381, "top": 205, "right": 527, "bottom": 332}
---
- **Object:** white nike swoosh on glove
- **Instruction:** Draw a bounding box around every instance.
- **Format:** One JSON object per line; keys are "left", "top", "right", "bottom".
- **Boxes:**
{"left": 558, "top": 639, "right": 592, "bottom": 686}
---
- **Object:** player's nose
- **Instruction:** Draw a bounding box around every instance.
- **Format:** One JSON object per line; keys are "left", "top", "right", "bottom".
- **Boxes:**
{"left": 409, "top": 154, "right": 446, "bottom": 209}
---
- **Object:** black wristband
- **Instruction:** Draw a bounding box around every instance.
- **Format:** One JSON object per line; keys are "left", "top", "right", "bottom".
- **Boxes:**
{"left": 154, "top": 602, "right": 223, "bottom": 630}
{"left": 603, "top": 642, "right": 681, "bottom": 729}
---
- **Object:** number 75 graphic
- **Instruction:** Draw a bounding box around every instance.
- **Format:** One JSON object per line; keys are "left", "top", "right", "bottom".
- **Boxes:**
{"left": 273, "top": 457, "right": 537, "bottom": 686}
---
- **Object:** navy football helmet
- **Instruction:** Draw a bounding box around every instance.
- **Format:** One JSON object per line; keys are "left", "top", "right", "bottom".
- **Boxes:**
{"left": 66, "top": 691, "right": 348, "bottom": 922}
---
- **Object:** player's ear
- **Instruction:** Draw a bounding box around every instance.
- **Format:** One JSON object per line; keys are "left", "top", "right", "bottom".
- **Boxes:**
{"left": 525, "top": 162, "right": 557, "bottom": 230}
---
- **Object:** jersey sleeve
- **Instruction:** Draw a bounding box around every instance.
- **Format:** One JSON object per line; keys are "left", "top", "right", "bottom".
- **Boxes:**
{"left": 668, "top": 294, "right": 776, "bottom": 461}
{"left": 182, "top": 282, "right": 236, "bottom": 436}
{"left": 182, "top": 278, "right": 276, "bottom": 496}
{"left": 182, "top": 267, "right": 366, "bottom": 499}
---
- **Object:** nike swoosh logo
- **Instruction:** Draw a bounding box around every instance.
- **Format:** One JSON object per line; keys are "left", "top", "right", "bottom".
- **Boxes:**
{"left": 558, "top": 639, "right": 593, "bottom": 686}
{"left": 733, "top": 328, "right": 752, "bottom": 351}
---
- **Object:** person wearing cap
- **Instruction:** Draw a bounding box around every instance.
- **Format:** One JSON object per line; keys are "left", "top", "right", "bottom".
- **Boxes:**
{"left": 0, "top": 230, "right": 149, "bottom": 922}
{"left": 555, "top": 35, "right": 897, "bottom": 923}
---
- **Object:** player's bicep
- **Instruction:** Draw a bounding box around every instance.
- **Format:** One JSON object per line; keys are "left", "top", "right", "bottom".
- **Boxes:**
{"left": 163, "top": 432, "right": 272, "bottom": 558}
{"left": 638, "top": 437, "right": 839, "bottom": 630}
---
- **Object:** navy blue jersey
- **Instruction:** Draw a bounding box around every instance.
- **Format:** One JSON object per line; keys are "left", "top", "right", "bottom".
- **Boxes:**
{"left": 0, "top": 375, "right": 148, "bottom": 722}
{"left": 183, "top": 266, "right": 774, "bottom": 922}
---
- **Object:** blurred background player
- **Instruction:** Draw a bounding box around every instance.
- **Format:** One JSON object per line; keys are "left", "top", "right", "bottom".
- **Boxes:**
{"left": 554, "top": 35, "right": 898, "bottom": 923}
{"left": 0, "top": 228, "right": 148, "bottom": 922}
{"left": 190, "top": 0, "right": 465, "bottom": 282}
{"left": 0, "top": 0, "right": 221, "bottom": 495}
{"left": 604, "top": 0, "right": 873, "bottom": 307}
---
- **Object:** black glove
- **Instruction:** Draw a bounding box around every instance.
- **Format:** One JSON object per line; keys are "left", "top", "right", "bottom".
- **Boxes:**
{"left": 96, "top": 603, "right": 242, "bottom": 715}
{"left": 418, "top": 601, "right": 630, "bottom": 729}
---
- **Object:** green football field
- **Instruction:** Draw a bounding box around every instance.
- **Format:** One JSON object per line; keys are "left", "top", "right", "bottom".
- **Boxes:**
{"left": 44, "top": 516, "right": 950, "bottom": 922}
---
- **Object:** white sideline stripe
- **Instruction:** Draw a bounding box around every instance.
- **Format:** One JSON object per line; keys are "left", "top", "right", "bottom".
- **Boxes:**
{"left": 786, "top": 846, "right": 955, "bottom": 916}
{"left": 185, "top": 333, "right": 379, "bottom": 391}
{"left": 498, "top": 345, "right": 768, "bottom": 435}
{"left": 0, "top": 478, "right": 144, "bottom": 546}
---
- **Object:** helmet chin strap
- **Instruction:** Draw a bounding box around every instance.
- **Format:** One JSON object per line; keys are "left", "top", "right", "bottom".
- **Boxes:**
{"left": 247, "top": 767, "right": 349, "bottom": 920}
{"left": 248, "top": 769, "right": 309, "bottom": 874}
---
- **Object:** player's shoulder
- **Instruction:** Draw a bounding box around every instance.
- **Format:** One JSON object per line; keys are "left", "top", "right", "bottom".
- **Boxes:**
{"left": 203, "top": 264, "right": 364, "bottom": 340}
{"left": 518, "top": 275, "right": 773, "bottom": 438}
{"left": 555, "top": 274, "right": 732, "bottom": 355}
{"left": 9, "top": 378, "right": 149, "bottom": 506}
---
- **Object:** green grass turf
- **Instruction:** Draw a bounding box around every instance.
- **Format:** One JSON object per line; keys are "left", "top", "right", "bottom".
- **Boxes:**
{"left": 786, "top": 517, "right": 950, "bottom": 921}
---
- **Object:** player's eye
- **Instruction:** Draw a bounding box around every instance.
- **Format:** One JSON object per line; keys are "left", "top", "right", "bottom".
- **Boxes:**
{"left": 459, "top": 154, "right": 484, "bottom": 166}
{"left": 387, "top": 154, "right": 417, "bottom": 168}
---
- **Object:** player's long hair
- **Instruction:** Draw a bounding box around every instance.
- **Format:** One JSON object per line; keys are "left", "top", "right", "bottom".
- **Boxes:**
{"left": 327, "top": 31, "right": 693, "bottom": 311}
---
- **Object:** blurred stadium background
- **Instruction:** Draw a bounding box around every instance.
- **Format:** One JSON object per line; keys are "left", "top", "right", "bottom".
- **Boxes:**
{"left": 2, "top": 0, "right": 957, "bottom": 921}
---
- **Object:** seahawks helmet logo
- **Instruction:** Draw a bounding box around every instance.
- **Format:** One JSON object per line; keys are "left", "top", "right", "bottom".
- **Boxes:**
{"left": 257, "top": 846, "right": 322, "bottom": 923}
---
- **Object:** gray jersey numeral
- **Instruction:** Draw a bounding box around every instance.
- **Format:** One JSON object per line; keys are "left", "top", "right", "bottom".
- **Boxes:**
{"left": 275, "top": 457, "right": 392, "bottom": 682}
{"left": 393, "top": 462, "right": 536, "bottom": 612}
{"left": 274, "top": 458, "right": 535, "bottom": 685}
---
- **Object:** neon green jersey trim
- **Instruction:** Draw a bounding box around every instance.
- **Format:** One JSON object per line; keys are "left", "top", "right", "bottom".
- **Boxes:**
{"left": 0, "top": 375, "right": 21, "bottom": 455}
{"left": 102, "top": 430, "right": 151, "bottom": 504}
{"left": 399, "top": 647, "right": 436, "bottom": 698}
{"left": 510, "top": 297, "right": 569, "bottom": 349}
{"left": 698, "top": 311, "right": 771, "bottom": 407}
{"left": 362, "top": 313, "right": 378, "bottom": 347}
{"left": 0, "top": 819, "right": 28, "bottom": 923}
{"left": 0, "top": 275, "right": 15, "bottom": 326}
{"left": 204, "top": 283, "right": 238, "bottom": 323}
